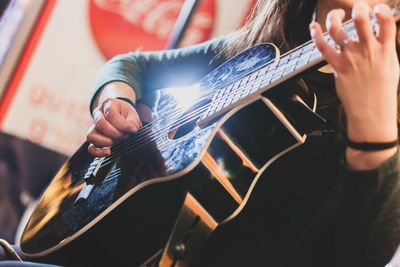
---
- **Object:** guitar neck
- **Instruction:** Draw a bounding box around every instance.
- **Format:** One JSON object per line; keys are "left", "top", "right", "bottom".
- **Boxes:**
{"left": 197, "top": 8, "right": 400, "bottom": 127}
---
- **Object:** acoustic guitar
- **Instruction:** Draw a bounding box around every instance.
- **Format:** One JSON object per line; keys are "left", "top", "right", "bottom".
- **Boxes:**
{"left": 19, "top": 11, "right": 400, "bottom": 267}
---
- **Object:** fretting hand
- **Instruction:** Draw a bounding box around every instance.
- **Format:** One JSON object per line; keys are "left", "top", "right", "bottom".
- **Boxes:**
{"left": 311, "top": 2, "right": 399, "bottom": 169}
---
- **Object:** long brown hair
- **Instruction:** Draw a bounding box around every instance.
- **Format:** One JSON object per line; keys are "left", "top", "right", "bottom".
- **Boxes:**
{"left": 222, "top": 0, "right": 317, "bottom": 58}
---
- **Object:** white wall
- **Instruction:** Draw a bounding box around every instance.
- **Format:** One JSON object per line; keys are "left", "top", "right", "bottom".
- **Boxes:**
{"left": 0, "top": 0, "right": 254, "bottom": 155}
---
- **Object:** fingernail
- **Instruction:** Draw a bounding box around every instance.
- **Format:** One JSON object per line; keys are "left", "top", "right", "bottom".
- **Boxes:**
{"left": 309, "top": 23, "right": 316, "bottom": 37}
{"left": 352, "top": 1, "right": 367, "bottom": 18}
{"left": 373, "top": 5, "right": 380, "bottom": 15}
{"left": 310, "top": 27, "right": 316, "bottom": 38}
{"left": 351, "top": 3, "right": 357, "bottom": 19}
{"left": 326, "top": 17, "right": 332, "bottom": 31}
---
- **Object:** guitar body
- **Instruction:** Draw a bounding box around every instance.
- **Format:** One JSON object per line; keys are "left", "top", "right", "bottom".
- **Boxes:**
{"left": 19, "top": 44, "right": 323, "bottom": 266}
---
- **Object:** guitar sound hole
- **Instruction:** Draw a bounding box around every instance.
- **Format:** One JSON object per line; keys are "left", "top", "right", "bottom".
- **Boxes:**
{"left": 168, "top": 98, "right": 211, "bottom": 140}
{"left": 169, "top": 120, "right": 198, "bottom": 140}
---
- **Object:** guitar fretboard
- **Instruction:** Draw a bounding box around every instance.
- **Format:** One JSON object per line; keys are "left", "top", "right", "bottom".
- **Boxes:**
{"left": 197, "top": 12, "right": 384, "bottom": 127}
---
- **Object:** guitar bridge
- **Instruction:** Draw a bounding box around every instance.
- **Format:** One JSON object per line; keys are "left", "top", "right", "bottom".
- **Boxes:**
{"left": 74, "top": 156, "right": 115, "bottom": 205}
{"left": 83, "top": 156, "right": 115, "bottom": 185}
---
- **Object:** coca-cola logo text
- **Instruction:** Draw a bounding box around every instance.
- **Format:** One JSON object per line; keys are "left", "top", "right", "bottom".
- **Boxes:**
{"left": 89, "top": 0, "right": 216, "bottom": 59}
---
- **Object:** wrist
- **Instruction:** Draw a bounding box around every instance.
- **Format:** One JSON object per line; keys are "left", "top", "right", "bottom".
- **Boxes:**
{"left": 346, "top": 116, "right": 397, "bottom": 143}
{"left": 93, "top": 81, "right": 137, "bottom": 112}
{"left": 344, "top": 116, "right": 398, "bottom": 170}
{"left": 346, "top": 146, "right": 398, "bottom": 170}
{"left": 116, "top": 97, "right": 136, "bottom": 109}
{"left": 346, "top": 138, "right": 399, "bottom": 151}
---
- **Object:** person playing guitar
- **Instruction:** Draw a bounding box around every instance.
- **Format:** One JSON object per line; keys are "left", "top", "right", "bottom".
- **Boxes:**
{"left": 2, "top": 0, "right": 400, "bottom": 266}
{"left": 86, "top": 0, "right": 400, "bottom": 266}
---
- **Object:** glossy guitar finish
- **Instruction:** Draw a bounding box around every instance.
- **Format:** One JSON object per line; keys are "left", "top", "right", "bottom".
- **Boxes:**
{"left": 20, "top": 43, "right": 324, "bottom": 266}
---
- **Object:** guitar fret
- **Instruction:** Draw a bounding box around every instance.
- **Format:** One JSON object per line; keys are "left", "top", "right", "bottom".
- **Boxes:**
{"left": 232, "top": 81, "right": 240, "bottom": 90}
{"left": 309, "top": 49, "right": 322, "bottom": 62}
{"left": 241, "top": 75, "right": 250, "bottom": 85}
{"left": 301, "top": 43, "right": 313, "bottom": 54}
{"left": 283, "top": 65, "right": 295, "bottom": 76}
{"left": 296, "top": 57, "right": 309, "bottom": 68}
{"left": 277, "top": 56, "right": 289, "bottom": 67}
{"left": 258, "top": 67, "right": 268, "bottom": 77}
{"left": 289, "top": 49, "right": 302, "bottom": 60}
{"left": 225, "top": 84, "right": 233, "bottom": 95}
{"left": 249, "top": 72, "right": 258, "bottom": 81}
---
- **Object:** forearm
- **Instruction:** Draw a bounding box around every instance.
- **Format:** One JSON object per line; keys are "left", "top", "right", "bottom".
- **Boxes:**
{"left": 89, "top": 37, "right": 226, "bottom": 114}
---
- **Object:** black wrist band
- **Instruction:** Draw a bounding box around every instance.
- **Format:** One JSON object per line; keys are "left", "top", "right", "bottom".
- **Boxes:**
{"left": 116, "top": 97, "right": 136, "bottom": 109}
{"left": 346, "top": 138, "right": 399, "bottom": 151}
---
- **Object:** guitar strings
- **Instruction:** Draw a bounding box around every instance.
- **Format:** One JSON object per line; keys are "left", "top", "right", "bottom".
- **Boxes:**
{"left": 107, "top": 98, "right": 210, "bottom": 155}
{"left": 106, "top": 38, "right": 317, "bottom": 151}
{"left": 114, "top": 17, "right": 357, "bottom": 151}
{"left": 104, "top": 81, "right": 223, "bottom": 154}
{"left": 97, "top": 37, "right": 321, "bottom": 169}
{"left": 102, "top": 99, "right": 211, "bottom": 163}
{"left": 103, "top": 39, "right": 320, "bottom": 151}
{"left": 95, "top": 20, "right": 358, "bottom": 170}
{"left": 105, "top": 18, "right": 359, "bottom": 161}
{"left": 99, "top": 61, "right": 304, "bottom": 167}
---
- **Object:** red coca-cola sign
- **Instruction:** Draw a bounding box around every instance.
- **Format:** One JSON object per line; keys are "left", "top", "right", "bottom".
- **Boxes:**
{"left": 88, "top": 0, "right": 216, "bottom": 59}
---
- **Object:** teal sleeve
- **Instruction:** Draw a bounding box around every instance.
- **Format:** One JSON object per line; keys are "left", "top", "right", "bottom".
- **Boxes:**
{"left": 90, "top": 37, "right": 227, "bottom": 111}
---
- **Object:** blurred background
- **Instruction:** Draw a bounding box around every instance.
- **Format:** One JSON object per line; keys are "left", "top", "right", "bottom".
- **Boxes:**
{"left": 0, "top": 0, "right": 256, "bottom": 244}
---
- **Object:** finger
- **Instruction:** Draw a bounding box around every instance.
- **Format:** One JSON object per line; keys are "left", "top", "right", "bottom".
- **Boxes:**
{"left": 373, "top": 4, "right": 396, "bottom": 46}
{"left": 122, "top": 108, "right": 142, "bottom": 132}
{"left": 310, "top": 22, "right": 340, "bottom": 68}
{"left": 95, "top": 116, "right": 126, "bottom": 139}
{"left": 87, "top": 128, "right": 114, "bottom": 147}
{"left": 88, "top": 144, "right": 111, "bottom": 157}
{"left": 93, "top": 106, "right": 126, "bottom": 139}
{"left": 103, "top": 99, "right": 142, "bottom": 133}
{"left": 352, "top": 2, "right": 374, "bottom": 45}
{"left": 326, "top": 9, "right": 349, "bottom": 48}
